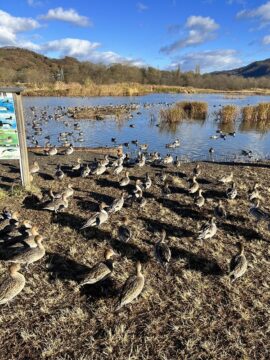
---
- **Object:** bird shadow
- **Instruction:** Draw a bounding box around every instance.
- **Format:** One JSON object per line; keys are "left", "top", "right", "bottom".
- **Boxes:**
{"left": 219, "top": 222, "right": 269, "bottom": 243}
{"left": 38, "top": 172, "right": 54, "bottom": 181}
{"left": 75, "top": 197, "right": 99, "bottom": 212}
{"left": 88, "top": 191, "right": 115, "bottom": 204}
{"left": 111, "top": 238, "right": 150, "bottom": 263}
{"left": 23, "top": 194, "right": 43, "bottom": 210}
{"left": 52, "top": 212, "right": 85, "bottom": 230}
{"left": 96, "top": 178, "right": 120, "bottom": 190}
{"left": 80, "top": 277, "right": 119, "bottom": 300}
{"left": 204, "top": 189, "right": 225, "bottom": 200}
{"left": 171, "top": 246, "right": 224, "bottom": 276}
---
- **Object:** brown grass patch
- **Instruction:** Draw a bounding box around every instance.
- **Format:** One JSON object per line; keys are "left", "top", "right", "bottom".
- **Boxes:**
{"left": 160, "top": 101, "right": 208, "bottom": 124}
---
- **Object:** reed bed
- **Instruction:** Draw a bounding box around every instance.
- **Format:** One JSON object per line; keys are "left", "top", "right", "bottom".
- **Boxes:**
{"left": 242, "top": 103, "right": 270, "bottom": 123}
{"left": 160, "top": 101, "right": 208, "bottom": 124}
{"left": 219, "top": 105, "right": 238, "bottom": 124}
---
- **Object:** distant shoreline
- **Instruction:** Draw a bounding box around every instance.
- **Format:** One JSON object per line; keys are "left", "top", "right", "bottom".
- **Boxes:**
{"left": 4, "top": 82, "right": 270, "bottom": 97}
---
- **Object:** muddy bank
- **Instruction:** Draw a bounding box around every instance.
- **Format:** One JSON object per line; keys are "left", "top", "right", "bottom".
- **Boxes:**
{"left": 0, "top": 152, "right": 269, "bottom": 359}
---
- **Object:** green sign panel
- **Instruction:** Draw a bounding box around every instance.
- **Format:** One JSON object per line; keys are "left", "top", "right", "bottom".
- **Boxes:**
{"left": 0, "top": 92, "right": 20, "bottom": 159}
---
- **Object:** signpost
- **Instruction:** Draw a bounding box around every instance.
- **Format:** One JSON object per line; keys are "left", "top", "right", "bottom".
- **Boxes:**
{"left": 0, "top": 88, "right": 30, "bottom": 189}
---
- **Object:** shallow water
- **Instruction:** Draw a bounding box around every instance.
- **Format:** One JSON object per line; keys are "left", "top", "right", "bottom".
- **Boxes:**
{"left": 23, "top": 93, "right": 270, "bottom": 162}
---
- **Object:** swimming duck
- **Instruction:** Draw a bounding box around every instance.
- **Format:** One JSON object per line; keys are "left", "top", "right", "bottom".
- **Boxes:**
{"left": 0, "top": 264, "right": 25, "bottom": 305}
{"left": 209, "top": 147, "right": 214, "bottom": 155}
{"left": 139, "top": 144, "right": 148, "bottom": 151}
{"left": 43, "top": 193, "right": 69, "bottom": 213}
{"left": 115, "top": 262, "right": 145, "bottom": 311}
{"left": 198, "top": 217, "right": 217, "bottom": 240}
{"left": 81, "top": 202, "right": 109, "bottom": 229}
{"left": 7, "top": 235, "right": 45, "bottom": 267}
{"left": 229, "top": 242, "right": 248, "bottom": 283}
{"left": 194, "top": 189, "right": 205, "bottom": 208}
{"left": 29, "top": 161, "right": 39, "bottom": 175}
{"left": 108, "top": 192, "right": 125, "bottom": 214}
{"left": 118, "top": 217, "right": 132, "bottom": 243}
{"left": 55, "top": 164, "right": 65, "bottom": 181}
{"left": 188, "top": 176, "right": 199, "bottom": 194}
{"left": 214, "top": 200, "right": 227, "bottom": 219}
{"left": 219, "top": 172, "right": 233, "bottom": 184}
{"left": 119, "top": 171, "right": 130, "bottom": 187}
{"left": 78, "top": 249, "right": 115, "bottom": 286}
{"left": 154, "top": 229, "right": 171, "bottom": 271}
{"left": 226, "top": 182, "right": 237, "bottom": 200}
{"left": 249, "top": 199, "right": 269, "bottom": 222}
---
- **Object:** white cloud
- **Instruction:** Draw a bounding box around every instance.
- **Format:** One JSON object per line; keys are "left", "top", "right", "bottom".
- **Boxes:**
{"left": 41, "top": 38, "right": 144, "bottom": 66}
{"left": 39, "top": 7, "right": 91, "bottom": 27}
{"left": 161, "top": 15, "right": 219, "bottom": 54}
{"left": 27, "top": 0, "right": 43, "bottom": 7}
{"left": 0, "top": 10, "right": 40, "bottom": 48}
{"left": 237, "top": 1, "right": 270, "bottom": 24}
{"left": 262, "top": 34, "right": 270, "bottom": 44}
{"left": 136, "top": 2, "right": 148, "bottom": 11}
{"left": 170, "top": 49, "right": 242, "bottom": 73}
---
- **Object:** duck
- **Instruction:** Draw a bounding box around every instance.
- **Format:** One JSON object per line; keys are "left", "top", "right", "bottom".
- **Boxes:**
{"left": 226, "top": 182, "right": 237, "bottom": 200}
{"left": 214, "top": 200, "right": 227, "bottom": 219}
{"left": 209, "top": 147, "right": 214, "bottom": 155}
{"left": 81, "top": 164, "right": 91, "bottom": 178}
{"left": 133, "top": 179, "right": 143, "bottom": 198}
{"left": 162, "top": 180, "right": 171, "bottom": 198}
{"left": 43, "top": 193, "right": 69, "bottom": 213}
{"left": 64, "top": 145, "right": 74, "bottom": 155}
{"left": 72, "top": 158, "right": 81, "bottom": 171}
{"left": 7, "top": 235, "right": 45, "bottom": 267}
{"left": 248, "top": 183, "right": 261, "bottom": 202}
{"left": 229, "top": 243, "right": 248, "bottom": 283}
{"left": 174, "top": 156, "right": 181, "bottom": 168}
{"left": 137, "top": 154, "right": 146, "bottom": 167}
{"left": 219, "top": 171, "right": 233, "bottom": 184}
{"left": 93, "top": 162, "right": 107, "bottom": 176}
{"left": 55, "top": 164, "right": 65, "bottom": 181}
{"left": 44, "top": 146, "right": 57, "bottom": 156}
{"left": 249, "top": 199, "right": 269, "bottom": 222}
{"left": 108, "top": 192, "right": 125, "bottom": 214}
{"left": 78, "top": 249, "right": 115, "bottom": 286}
{"left": 119, "top": 171, "right": 130, "bottom": 187}
{"left": 194, "top": 189, "right": 205, "bottom": 208}
{"left": 154, "top": 229, "right": 171, "bottom": 271}
{"left": 100, "top": 155, "right": 110, "bottom": 167}
{"left": 115, "top": 262, "right": 145, "bottom": 311}
{"left": 118, "top": 217, "right": 132, "bottom": 243}
{"left": 0, "top": 208, "right": 12, "bottom": 221}
{"left": 81, "top": 202, "right": 109, "bottom": 229}
{"left": 144, "top": 173, "right": 152, "bottom": 190}
{"left": 163, "top": 154, "right": 173, "bottom": 165}
{"left": 193, "top": 164, "right": 201, "bottom": 177}
{"left": 29, "top": 161, "right": 39, "bottom": 175}
{"left": 188, "top": 176, "right": 199, "bottom": 194}
{"left": 113, "top": 159, "right": 124, "bottom": 176}
{"left": 198, "top": 217, "right": 217, "bottom": 240}
{"left": 139, "top": 144, "right": 148, "bottom": 151}
{"left": 0, "top": 264, "right": 25, "bottom": 305}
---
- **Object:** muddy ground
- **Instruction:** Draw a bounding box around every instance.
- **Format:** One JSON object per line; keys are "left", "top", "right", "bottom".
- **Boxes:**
{"left": 0, "top": 151, "right": 269, "bottom": 360}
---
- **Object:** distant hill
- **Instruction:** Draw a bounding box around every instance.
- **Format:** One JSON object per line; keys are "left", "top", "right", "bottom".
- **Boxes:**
{"left": 212, "top": 58, "right": 270, "bottom": 78}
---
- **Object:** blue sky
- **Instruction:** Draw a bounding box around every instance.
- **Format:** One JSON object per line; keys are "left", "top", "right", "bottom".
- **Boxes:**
{"left": 1, "top": 0, "right": 270, "bottom": 72}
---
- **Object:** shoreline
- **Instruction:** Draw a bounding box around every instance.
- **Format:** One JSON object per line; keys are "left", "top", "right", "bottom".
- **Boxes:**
{"left": 3, "top": 82, "right": 270, "bottom": 97}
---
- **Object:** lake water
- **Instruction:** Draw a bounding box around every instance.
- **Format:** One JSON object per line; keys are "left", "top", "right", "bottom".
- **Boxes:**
{"left": 23, "top": 93, "right": 270, "bottom": 162}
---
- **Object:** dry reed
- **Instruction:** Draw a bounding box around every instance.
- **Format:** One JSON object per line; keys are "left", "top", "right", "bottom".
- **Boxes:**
{"left": 160, "top": 101, "right": 208, "bottom": 123}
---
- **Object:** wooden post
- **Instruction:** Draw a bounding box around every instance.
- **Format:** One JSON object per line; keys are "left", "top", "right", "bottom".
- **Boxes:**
{"left": 13, "top": 92, "right": 31, "bottom": 189}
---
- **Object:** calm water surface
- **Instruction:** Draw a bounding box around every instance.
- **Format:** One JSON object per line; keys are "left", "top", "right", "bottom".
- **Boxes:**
{"left": 23, "top": 93, "right": 270, "bottom": 162}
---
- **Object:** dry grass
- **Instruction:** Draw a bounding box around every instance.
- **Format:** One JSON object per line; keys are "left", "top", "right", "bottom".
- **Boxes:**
{"left": 242, "top": 103, "right": 270, "bottom": 123}
{"left": 0, "top": 152, "right": 270, "bottom": 359}
{"left": 219, "top": 105, "right": 238, "bottom": 124}
{"left": 160, "top": 101, "right": 208, "bottom": 124}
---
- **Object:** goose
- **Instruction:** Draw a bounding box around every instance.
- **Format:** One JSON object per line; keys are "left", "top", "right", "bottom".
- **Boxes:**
{"left": 118, "top": 217, "right": 132, "bottom": 243}
{"left": 0, "top": 264, "right": 25, "bottom": 305}
{"left": 108, "top": 192, "right": 125, "bottom": 214}
{"left": 188, "top": 176, "right": 199, "bottom": 194}
{"left": 226, "top": 182, "right": 237, "bottom": 200}
{"left": 119, "top": 171, "right": 130, "bottom": 187}
{"left": 198, "top": 217, "right": 217, "bottom": 240}
{"left": 81, "top": 202, "right": 108, "bottom": 229}
{"left": 64, "top": 145, "right": 74, "bottom": 155}
{"left": 7, "top": 235, "right": 45, "bottom": 267}
{"left": 214, "top": 200, "right": 227, "bottom": 219}
{"left": 249, "top": 199, "right": 269, "bottom": 222}
{"left": 219, "top": 172, "right": 233, "bottom": 184}
{"left": 43, "top": 193, "right": 69, "bottom": 213}
{"left": 144, "top": 173, "right": 152, "bottom": 190}
{"left": 55, "top": 164, "right": 65, "bottom": 181}
{"left": 194, "top": 189, "right": 205, "bottom": 208}
{"left": 115, "top": 262, "right": 145, "bottom": 311}
{"left": 229, "top": 243, "right": 248, "bottom": 283}
{"left": 154, "top": 229, "right": 171, "bottom": 270}
{"left": 29, "top": 161, "right": 39, "bottom": 175}
{"left": 78, "top": 249, "right": 115, "bottom": 286}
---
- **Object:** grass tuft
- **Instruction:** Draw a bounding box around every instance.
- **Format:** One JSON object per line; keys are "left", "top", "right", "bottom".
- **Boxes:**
{"left": 160, "top": 101, "right": 208, "bottom": 124}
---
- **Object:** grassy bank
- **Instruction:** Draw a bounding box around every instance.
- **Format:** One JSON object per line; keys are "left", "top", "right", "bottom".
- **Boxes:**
{"left": 5, "top": 81, "right": 270, "bottom": 97}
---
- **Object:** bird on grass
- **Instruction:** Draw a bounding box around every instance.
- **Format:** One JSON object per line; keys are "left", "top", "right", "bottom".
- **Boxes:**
{"left": 198, "top": 217, "right": 217, "bottom": 240}
{"left": 154, "top": 229, "right": 171, "bottom": 271}
{"left": 249, "top": 199, "right": 269, "bottom": 223}
{"left": 214, "top": 200, "right": 227, "bottom": 219}
{"left": 43, "top": 193, "right": 69, "bottom": 213}
{"left": 219, "top": 171, "right": 233, "bottom": 184}
{"left": 115, "top": 262, "right": 145, "bottom": 311}
{"left": 229, "top": 242, "right": 248, "bottom": 283}
{"left": 81, "top": 202, "right": 109, "bottom": 229}
{"left": 0, "top": 264, "right": 25, "bottom": 305}
{"left": 78, "top": 249, "right": 116, "bottom": 287}
{"left": 108, "top": 192, "right": 125, "bottom": 214}
{"left": 118, "top": 217, "right": 132, "bottom": 243}
{"left": 55, "top": 164, "right": 65, "bottom": 181}
{"left": 119, "top": 171, "right": 130, "bottom": 187}
{"left": 194, "top": 189, "right": 205, "bottom": 208}
{"left": 188, "top": 176, "right": 199, "bottom": 194}
{"left": 29, "top": 161, "right": 39, "bottom": 175}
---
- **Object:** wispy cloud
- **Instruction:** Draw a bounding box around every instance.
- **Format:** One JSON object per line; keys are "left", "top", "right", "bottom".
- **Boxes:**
{"left": 161, "top": 16, "right": 219, "bottom": 54}
{"left": 237, "top": 1, "right": 270, "bottom": 25}
{"left": 169, "top": 49, "right": 242, "bottom": 72}
{"left": 262, "top": 34, "right": 270, "bottom": 44}
{"left": 27, "top": 0, "right": 43, "bottom": 7}
{"left": 39, "top": 7, "right": 92, "bottom": 27}
{"left": 136, "top": 2, "right": 148, "bottom": 12}
{"left": 227, "top": 0, "right": 246, "bottom": 5}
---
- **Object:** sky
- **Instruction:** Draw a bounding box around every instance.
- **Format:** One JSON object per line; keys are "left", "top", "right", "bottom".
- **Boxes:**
{"left": 1, "top": 0, "right": 270, "bottom": 73}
